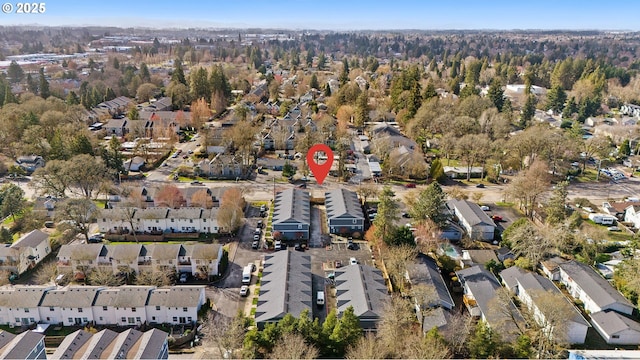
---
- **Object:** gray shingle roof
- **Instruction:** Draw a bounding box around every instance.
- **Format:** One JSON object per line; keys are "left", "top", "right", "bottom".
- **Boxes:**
{"left": 335, "top": 264, "right": 389, "bottom": 322}
{"left": 107, "top": 244, "right": 143, "bottom": 262}
{"left": 325, "top": 189, "right": 364, "bottom": 220}
{"left": 135, "top": 328, "right": 168, "bottom": 359}
{"left": 40, "top": 286, "right": 102, "bottom": 308}
{"left": 167, "top": 207, "right": 203, "bottom": 219}
{"left": 516, "top": 272, "right": 590, "bottom": 327}
{"left": 447, "top": 199, "right": 495, "bottom": 227}
{"left": 82, "top": 329, "right": 119, "bottom": 358}
{"left": 57, "top": 244, "right": 107, "bottom": 261}
{"left": 0, "top": 330, "right": 44, "bottom": 359}
{"left": 51, "top": 329, "right": 92, "bottom": 359}
{"left": 11, "top": 229, "right": 48, "bottom": 249}
{"left": 14, "top": 286, "right": 51, "bottom": 308}
{"left": 135, "top": 207, "right": 170, "bottom": 220}
{"left": 100, "top": 207, "right": 135, "bottom": 221}
{"left": 498, "top": 266, "right": 527, "bottom": 291}
{"left": 272, "top": 189, "right": 310, "bottom": 226}
{"left": 93, "top": 286, "right": 154, "bottom": 308}
{"left": 558, "top": 260, "right": 634, "bottom": 310}
{"left": 144, "top": 244, "right": 182, "bottom": 261}
{"left": 591, "top": 310, "right": 640, "bottom": 336}
{"left": 0, "top": 331, "right": 15, "bottom": 350}
{"left": 456, "top": 266, "right": 522, "bottom": 339}
{"left": 255, "top": 251, "right": 312, "bottom": 324}
{"left": 406, "top": 254, "right": 455, "bottom": 309}
{"left": 106, "top": 328, "right": 144, "bottom": 359}
{"left": 184, "top": 244, "right": 221, "bottom": 261}
{"left": 146, "top": 286, "right": 204, "bottom": 308}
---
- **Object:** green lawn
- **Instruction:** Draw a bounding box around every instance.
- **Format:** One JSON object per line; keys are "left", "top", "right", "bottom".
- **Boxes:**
{"left": 575, "top": 168, "right": 599, "bottom": 183}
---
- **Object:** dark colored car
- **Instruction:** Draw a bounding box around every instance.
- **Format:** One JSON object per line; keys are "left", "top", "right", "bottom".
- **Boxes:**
{"left": 491, "top": 215, "right": 503, "bottom": 222}
{"left": 405, "top": 183, "right": 416, "bottom": 188}
{"left": 476, "top": 183, "right": 485, "bottom": 188}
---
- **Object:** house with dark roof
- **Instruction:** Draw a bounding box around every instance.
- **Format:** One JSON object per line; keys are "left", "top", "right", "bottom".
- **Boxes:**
{"left": 56, "top": 244, "right": 109, "bottom": 281}
{"left": 590, "top": 310, "right": 640, "bottom": 345}
{"left": 447, "top": 199, "right": 496, "bottom": 241}
{"left": 325, "top": 189, "right": 365, "bottom": 235}
{"left": 460, "top": 249, "right": 499, "bottom": 268}
{"left": 272, "top": 189, "right": 310, "bottom": 241}
{"left": 0, "top": 330, "right": 45, "bottom": 360}
{"left": 499, "top": 267, "right": 590, "bottom": 344}
{"left": 405, "top": 254, "right": 455, "bottom": 334}
{"left": 335, "top": 264, "right": 389, "bottom": 330}
{"left": 53, "top": 328, "right": 168, "bottom": 359}
{"left": 52, "top": 329, "right": 169, "bottom": 359}
{"left": 456, "top": 266, "right": 523, "bottom": 341}
{"left": 557, "top": 260, "right": 635, "bottom": 316}
{"left": 255, "top": 251, "right": 312, "bottom": 329}
{"left": 15, "top": 155, "right": 45, "bottom": 174}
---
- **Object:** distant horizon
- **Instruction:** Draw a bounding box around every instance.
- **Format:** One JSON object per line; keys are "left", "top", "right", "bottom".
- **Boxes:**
{"left": 2, "top": 0, "right": 640, "bottom": 31}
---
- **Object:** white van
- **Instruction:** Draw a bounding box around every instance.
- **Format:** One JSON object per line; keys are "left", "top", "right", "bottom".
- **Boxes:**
{"left": 242, "top": 265, "right": 252, "bottom": 285}
{"left": 316, "top": 291, "right": 325, "bottom": 307}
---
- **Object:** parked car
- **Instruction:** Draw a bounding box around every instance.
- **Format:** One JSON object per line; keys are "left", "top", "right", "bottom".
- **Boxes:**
{"left": 349, "top": 257, "right": 358, "bottom": 265}
{"left": 405, "top": 183, "right": 416, "bottom": 188}
{"left": 179, "top": 273, "right": 188, "bottom": 283}
{"left": 480, "top": 205, "right": 490, "bottom": 211}
{"left": 257, "top": 220, "right": 263, "bottom": 228}
{"left": 476, "top": 183, "right": 485, "bottom": 188}
{"left": 252, "top": 240, "right": 259, "bottom": 249}
{"left": 491, "top": 215, "right": 503, "bottom": 222}
{"left": 260, "top": 204, "right": 267, "bottom": 212}
{"left": 402, "top": 212, "right": 411, "bottom": 218}
{"left": 240, "top": 285, "right": 249, "bottom": 297}
{"left": 191, "top": 180, "right": 203, "bottom": 185}
{"left": 248, "top": 262, "right": 256, "bottom": 272}
{"left": 253, "top": 234, "right": 260, "bottom": 241}
{"left": 274, "top": 240, "right": 282, "bottom": 250}
{"left": 294, "top": 243, "right": 304, "bottom": 251}
{"left": 608, "top": 226, "right": 621, "bottom": 232}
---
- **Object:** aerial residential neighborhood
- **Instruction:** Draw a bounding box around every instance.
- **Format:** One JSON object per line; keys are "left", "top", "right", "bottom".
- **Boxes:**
{"left": 3, "top": 2, "right": 640, "bottom": 359}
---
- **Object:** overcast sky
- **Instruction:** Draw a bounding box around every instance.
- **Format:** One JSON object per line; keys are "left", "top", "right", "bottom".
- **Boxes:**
{"left": 2, "top": 0, "right": 639, "bottom": 30}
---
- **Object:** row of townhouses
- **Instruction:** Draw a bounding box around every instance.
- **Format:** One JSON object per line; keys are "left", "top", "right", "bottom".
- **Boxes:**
{"left": 98, "top": 207, "right": 220, "bottom": 234}
{"left": 57, "top": 243, "right": 223, "bottom": 279}
{"left": 0, "top": 285, "right": 205, "bottom": 328}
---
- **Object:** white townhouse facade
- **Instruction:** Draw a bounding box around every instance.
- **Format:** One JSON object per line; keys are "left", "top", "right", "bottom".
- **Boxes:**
{"left": 145, "top": 286, "right": 205, "bottom": 325}
{"left": 93, "top": 286, "right": 154, "bottom": 326}
{"left": 98, "top": 207, "right": 220, "bottom": 234}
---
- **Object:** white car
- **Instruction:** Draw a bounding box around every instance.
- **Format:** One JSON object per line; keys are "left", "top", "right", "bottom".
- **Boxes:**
{"left": 480, "top": 205, "right": 490, "bottom": 211}
{"left": 349, "top": 257, "right": 358, "bottom": 265}
{"left": 240, "top": 285, "right": 249, "bottom": 297}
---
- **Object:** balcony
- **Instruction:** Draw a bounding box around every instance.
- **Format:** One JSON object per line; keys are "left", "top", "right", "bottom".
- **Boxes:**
{"left": 463, "top": 294, "right": 481, "bottom": 317}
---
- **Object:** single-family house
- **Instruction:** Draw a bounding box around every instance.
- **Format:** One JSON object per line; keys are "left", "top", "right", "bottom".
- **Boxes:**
{"left": 145, "top": 286, "right": 206, "bottom": 325}
{"left": 93, "top": 286, "right": 154, "bottom": 326}
{"left": 124, "top": 156, "right": 146, "bottom": 172}
{"left": 255, "top": 251, "right": 312, "bottom": 329}
{"left": 0, "top": 330, "right": 46, "bottom": 360}
{"left": 624, "top": 204, "right": 640, "bottom": 229}
{"left": 104, "top": 118, "right": 129, "bottom": 137}
{"left": 590, "top": 310, "right": 640, "bottom": 345}
{"left": 539, "top": 256, "right": 567, "bottom": 281}
{"left": 443, "top": 166, "right": 485, "bottom": 179}
{"left": 39, "top": 286, "right": 102, "bottom": 326}
{"left": 198, "top": 154, "right": 247, "bottom": 180}
{"left": 272, "top": 189, "right": 310, "bottom": 241}
{"left": 557, "top": 260, "right": 635, "bottom": 315}
{"left": 325, "top": 189, "right": 365, "bottom": 235}
{"left": 456, "top": 266, "right": 523, "bottom": 341}
{"left": 15, "top": 155, "right": 45, "bottom": 174}
{"left": 499, "top": 267, "right": 590, "bottom": 344}
{"left": 447, "top": 199, "right": 496, "bottom": 241}
{"left": 335, "top": 264, "right": 389, "bottom": 330}
{"left": 0, "top": 230, "right": 50, "bottom": 275}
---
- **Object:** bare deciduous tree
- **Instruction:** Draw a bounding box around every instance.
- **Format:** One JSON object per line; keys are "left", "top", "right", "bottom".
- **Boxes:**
{"left": 135, "top": 268, "right": 173, "bottom": 287}
{"left": 201, "top": 312, "right": 246, "bottom": 360}
{"left": 35, "top": 260, "right": 58, "bottom": 284}
{"left": 269, "top": 332, "right": 319, "bottom": 359}
{"left": 191, "top": 189, "right": 213, "bottom": 208}
{"left": 346, "top": 333, "right": 387, "bottom": 359}
{"left": 383, "top": 244, "right": 418, "bottom": 293}
{"left": 87, "top": 267, "right": 124, "bottom": 286}
{"left": 506, "top": 160, "right": 551, "bottom": 218}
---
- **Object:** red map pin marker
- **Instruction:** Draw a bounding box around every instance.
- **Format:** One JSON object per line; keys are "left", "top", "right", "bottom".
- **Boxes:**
{"left": 306, "top": 143, "right": 334, "bottom": 185}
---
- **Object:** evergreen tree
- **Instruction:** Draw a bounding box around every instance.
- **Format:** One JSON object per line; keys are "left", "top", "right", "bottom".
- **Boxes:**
{"left": 26, "top": 73, "right": 38, "bottom": 94}
{"left": 620, "top": 139, "right": 631, "bottom": 157}
{"left": 139, "top": 63, "right": 151, "bottom": 82}
{"left": 190, "top": 67, "right": 210, "bottom": 100}
{"left": 329, "top": 306, "right": 362, "bottom": 357}
{"left": 487, "top": 78, "right": 505, "bottom": 110}
{"left": 468, "top": 321, "right": 501, "bottom": 359}
{"left": 323, "top": 83, "right": 331, "bottom": 97}
{"left": 373, "top": 186, "right": 400, "bottom": 244}
{"left": 7, "top": 61, "right": 23, "bottom": 83}
{"left": 48, "top": 131, "right": 69, "bottom": 160}
{"left": 339, "top": 57, "right": 350, "bottom": 85}
{"left": 317, "top": 52, "right": 326, "bottom": 70}
{"left": 112, "top": 57, "right": 120, "bottom": 69}
{"left": 101, "top": 136, "right": 124, "bottom": 177}
{"left": 66, "top": 91, "right": 80, "bottom": 105}
{"left": 354, "top": 91, "right": 369, "bottom": 128}
{"left": 72, "top": 134, "right": 94, "bottom": 156}
{"left": 128, "top": 106, "right": 139, "bottom": 120}
{"left": 545, "top": 85, "right": 567, "bottom": 114}
{"left": 3, "top": 84, "right": 16, "bottom": 105}
{"left": 422, "top": 80, "right": 437, "bottom": 99}
{"left": 520, "top": 94, "right": 536, "bottom": 127}
{"left": 562, "top": 96, "right": 578, "bottom": 119}
{"left": 409, "top": 182, "right": 449, "bottom": 227}
{"left": 105, "top": 87, "right": 116, "bottom": 101}
{"left": 309, "top": 74, "right": 319, "bottom": 90}
{"left": 545, "top": 181, "right": 569, "bottom": 225}
{"left": 429, "top": 158, "right": 445, "bottom": 183}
